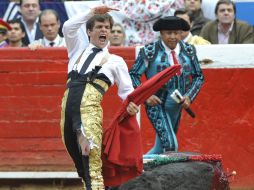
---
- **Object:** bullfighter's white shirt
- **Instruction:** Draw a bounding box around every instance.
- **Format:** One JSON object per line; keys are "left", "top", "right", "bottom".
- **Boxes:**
{"left": 62, "top": 9, "right": 134, "bottom": 100}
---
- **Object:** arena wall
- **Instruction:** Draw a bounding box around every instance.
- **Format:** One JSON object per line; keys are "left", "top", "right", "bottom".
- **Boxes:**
{"left": 0, "top": 46, "right": 253, "bottom": 188}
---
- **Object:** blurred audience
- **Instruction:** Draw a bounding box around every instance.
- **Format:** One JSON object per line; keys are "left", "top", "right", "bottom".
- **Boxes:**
{"left": 184, "top": 0, "right": 210, "bottom": 35}
{"left": 0, "top": 19, "right": 12, "bottom": 48}
{"left": 200, "top": 0, "right": 253, "bottom": 44}
{"left": 174, "top": 8, "right": 210, "bottom": 45}
{"left": 28, "top": 9, "right": 65, "bottom": 50}
{"left": 109, "top": 23, "right": 126, "bottom": 46}
{"left": 19, "top": 0, "right": 43, "bottom": 46}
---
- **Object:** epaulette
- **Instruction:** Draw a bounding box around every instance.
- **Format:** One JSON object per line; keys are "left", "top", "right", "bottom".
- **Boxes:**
{"left": 180, "top": 41, "right": 196, "bottom": 58}
{"left": 140, "top": 41, "right": 159, "bottom": 63}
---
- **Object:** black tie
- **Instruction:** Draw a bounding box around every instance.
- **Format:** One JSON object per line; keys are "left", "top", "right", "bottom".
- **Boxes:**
{"left": 49, "top": 42, "right": 55, "bottom": 47}
{"left": 80, "top": 47, "right": 102, "bottom": 74}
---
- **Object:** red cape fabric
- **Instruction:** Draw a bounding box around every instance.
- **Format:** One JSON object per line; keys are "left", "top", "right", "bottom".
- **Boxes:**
{"left": 102, "top": 64, "right": 181, "bottom": 186}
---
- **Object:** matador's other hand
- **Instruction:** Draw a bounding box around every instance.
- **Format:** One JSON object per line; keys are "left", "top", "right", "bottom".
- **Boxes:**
{"left": 182, "top": 96, "right": 191, "bottom": 109}
{"left": 77, "top": 133, "right": 90, "bottom": 156}
{"left": 92, "top": 6, "right": 119, "bottom": 14}
{"left": 146, "top": 95, "right": 162, "bottom": 106}
{"left": 127, "top": 101, "right": 139, "bottom": 116}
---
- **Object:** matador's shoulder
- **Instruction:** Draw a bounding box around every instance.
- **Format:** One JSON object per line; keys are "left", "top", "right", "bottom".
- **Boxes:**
{"left": 180, "top": 41, "right": 197, "bottom": 58}
{"left": 140, "top": 41, "right": 160, "bottom": 62}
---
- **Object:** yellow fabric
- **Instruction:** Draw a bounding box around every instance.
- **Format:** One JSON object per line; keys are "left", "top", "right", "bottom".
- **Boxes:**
{"left": 80, "top": 79, "right": 108, "bottom": 190}
{"left": 187, "top": 35, "right": 211, "bottom": 45}
{"left": 60, "top": 78, "right": 108, "bottom": 190}
{"left": 60, "top": 88, "right": 68, "bottom": 145}
{"left": 60, "top": 79, "right": 71, "bottom": 145}
{"left": 0, "top": 25, "right": 8, "bottom": 30}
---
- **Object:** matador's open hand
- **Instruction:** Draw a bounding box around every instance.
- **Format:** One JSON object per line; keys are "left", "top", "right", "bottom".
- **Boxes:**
{"left": 92, "top": 6, "right": 119, "bottom": 14}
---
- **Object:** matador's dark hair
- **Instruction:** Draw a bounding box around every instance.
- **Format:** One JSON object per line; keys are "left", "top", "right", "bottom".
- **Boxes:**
{"left": 86, "top": 13, "right": 114, "bottom": 31}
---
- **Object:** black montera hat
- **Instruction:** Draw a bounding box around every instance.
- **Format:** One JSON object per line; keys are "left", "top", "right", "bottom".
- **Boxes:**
{"left": 153, "top": 16, "right": 190, "bottom": 31}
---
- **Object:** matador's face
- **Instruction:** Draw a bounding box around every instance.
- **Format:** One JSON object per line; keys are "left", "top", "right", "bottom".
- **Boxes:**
{"left": 160, "top": 30, "right": 181, "bottom": 50}
{"left": 88, "top": 20, "right": 111, "bottom": 49}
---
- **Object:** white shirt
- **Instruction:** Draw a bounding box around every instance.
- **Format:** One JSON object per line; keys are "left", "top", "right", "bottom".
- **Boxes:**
{"left": 21, "top": 17, "right": 39, "bottom": 44}
{"left": 62, "top": 10, "right": 134, "bottom": 100}
{"left": 218, "top": 22, "right": 234, "bottom": 44}
{"left": 43, "top": 35, "right": 66, "bottom": 47}
{"left": 30, "top": 35, "right": 66, "bottom": 47}
{"left": 183, "top": 32, "right": 192, "bottom": 43}
{"left": 161, "top": 41, "right": 181, "bottom": 66}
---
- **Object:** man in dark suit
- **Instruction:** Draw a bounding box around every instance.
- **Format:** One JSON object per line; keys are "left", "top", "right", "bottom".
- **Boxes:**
{"left": 19, "top": 0, "right": 43, "bottom": 46}
{"left": 28, "top": 9, "right": 65, "bottom": 50}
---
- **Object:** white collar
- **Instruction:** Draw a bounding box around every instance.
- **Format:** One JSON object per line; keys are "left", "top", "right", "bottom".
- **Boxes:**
{"left": 43, "top": 35, "right": 61, "bottom": 46}
{"left": 183, "top": 32, "right": 193, "bottom": 43}
{"left": 21, "top": 17, "right": 39, "bottom": 29}
{"left": 161, "top": 40, "right": 180, "bottom": 55}
{"left": 86, "top": 43, "right": 108, "bottom": 53}
{"left": 218, "top": 21, "right": 234, "bottom": 34}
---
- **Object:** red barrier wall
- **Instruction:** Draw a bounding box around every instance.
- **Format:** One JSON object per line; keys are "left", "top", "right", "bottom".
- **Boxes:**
{"left": 0, "top": 48, "right": 253, "bottom": 188}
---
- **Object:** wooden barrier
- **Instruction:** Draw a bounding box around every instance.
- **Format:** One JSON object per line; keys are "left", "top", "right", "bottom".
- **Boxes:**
{"left": 0, "top": 46, "right": 253, "bottom": 189}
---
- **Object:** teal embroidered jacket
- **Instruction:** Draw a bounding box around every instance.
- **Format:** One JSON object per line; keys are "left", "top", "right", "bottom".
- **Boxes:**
{"left": 130, "top": 40, "right": 204, "bottom": 102}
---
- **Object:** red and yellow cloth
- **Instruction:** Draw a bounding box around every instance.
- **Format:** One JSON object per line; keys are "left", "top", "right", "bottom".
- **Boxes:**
{"left": 0, "top": 19, "right": 12, "bottom": 31}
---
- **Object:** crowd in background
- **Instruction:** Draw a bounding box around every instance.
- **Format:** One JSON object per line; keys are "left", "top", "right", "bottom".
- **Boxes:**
{"left": 0, "top": 0, "right": 253, "bottom": 49}
{"left": 5, "top": 0, "right": 99, "bottom": 2}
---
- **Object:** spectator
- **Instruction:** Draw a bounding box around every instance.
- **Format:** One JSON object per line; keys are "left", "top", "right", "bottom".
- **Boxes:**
{"left": 174, "top": 8, "right": 210, "bottom": 45}
{"left": 184, "top": 0, "right": 210, "bottom": 35}
{"left": 28, "top": 9, "right": 65, "bottom": 50}
{"left": 0, "top": 19, "right": 12, "bottom": 48}
{"left": 7, "top": 19, "right": 25, "bottom": 47}
{"left": 130, "top": 16, "right": 204, "bottom": 154}
{"left": 109, "top": 23, "right": 126, "bottom": 46}
{"left": 19, "top": 0, "right": 43, "bottom": 46}
{"left": 200, "top": 0, "right": 253, "bottom": 44}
